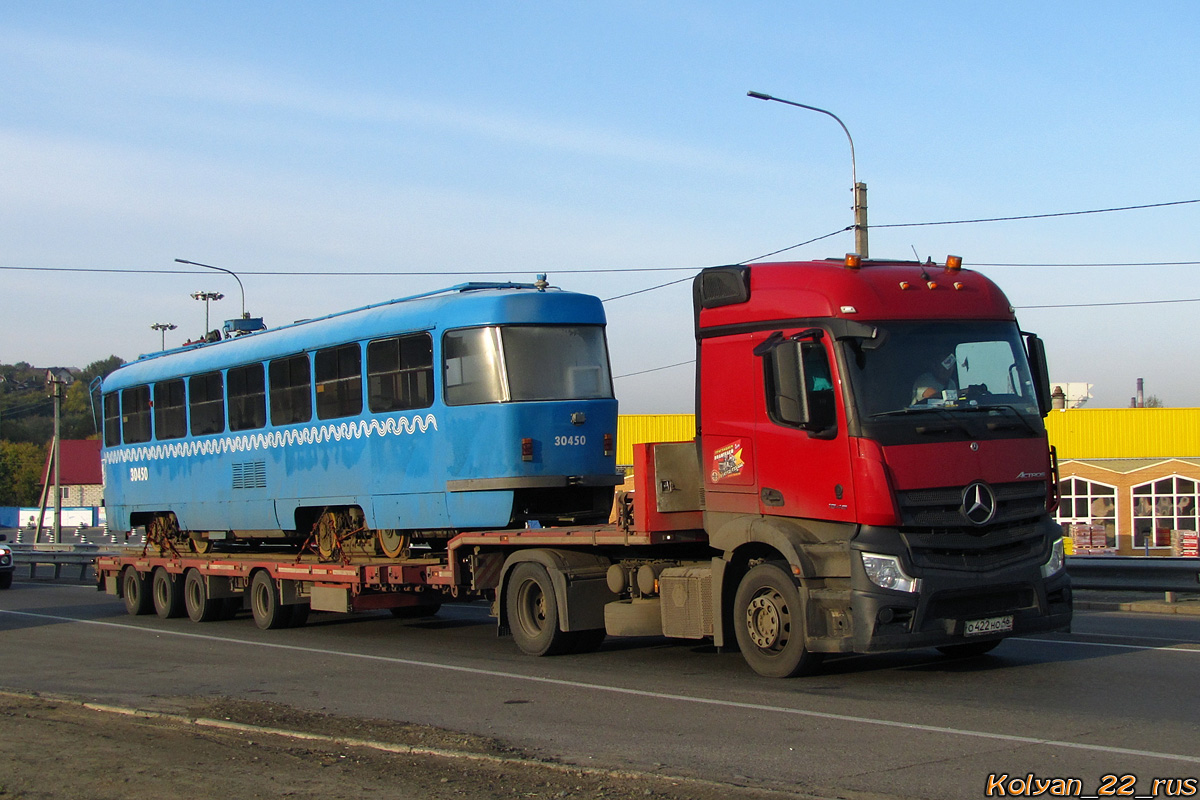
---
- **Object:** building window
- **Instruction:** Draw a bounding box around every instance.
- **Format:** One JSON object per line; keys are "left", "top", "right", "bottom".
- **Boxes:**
{"left": 1132, "top": 476, "right": 1199, "bottom": 549}
{"left": 1055, "top": 477, "right": 1116, "bottom": 548}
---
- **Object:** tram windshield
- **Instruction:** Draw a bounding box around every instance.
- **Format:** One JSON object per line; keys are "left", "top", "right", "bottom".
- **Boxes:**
{"left": 443, "top": 325, "right": 613, "bottom": 405}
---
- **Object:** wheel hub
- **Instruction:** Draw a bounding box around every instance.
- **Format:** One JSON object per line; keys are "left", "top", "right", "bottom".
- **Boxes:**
{"left": 746, "top": 594, "right": 782, "bottom": 649}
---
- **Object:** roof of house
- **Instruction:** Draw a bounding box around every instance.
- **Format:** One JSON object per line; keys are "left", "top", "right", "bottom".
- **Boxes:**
{"left": 41, "top": 439, "right": 103, "bottom": 486}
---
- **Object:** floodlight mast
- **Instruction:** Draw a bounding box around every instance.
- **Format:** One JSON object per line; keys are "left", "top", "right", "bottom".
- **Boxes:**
{"left": 176, "top": 258, "right": 247, "bottom": 318}
{"left": 747, "top": 90, "right": 868, "bottom": 258}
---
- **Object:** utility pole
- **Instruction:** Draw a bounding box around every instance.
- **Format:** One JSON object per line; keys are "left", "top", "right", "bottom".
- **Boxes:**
{"left": 37, "top": 371, "right": 64, "bottom": 544}
{"left": 748, "top": 91, "right": 868, "bottom": 258}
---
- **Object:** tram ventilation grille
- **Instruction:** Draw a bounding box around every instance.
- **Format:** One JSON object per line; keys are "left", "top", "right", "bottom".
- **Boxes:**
{"left": 232, "top": 460, "right": 267, "bottom": 489}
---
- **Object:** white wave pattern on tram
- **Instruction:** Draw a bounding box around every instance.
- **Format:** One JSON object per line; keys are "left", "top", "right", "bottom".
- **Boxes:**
{"left": 103, "top": 414, "right": 438, "bottom": 465}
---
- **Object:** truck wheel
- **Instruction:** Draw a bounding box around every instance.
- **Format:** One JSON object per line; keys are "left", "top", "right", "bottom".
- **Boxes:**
{"left": 121, "top": 567, "right": 154, "bottom": 616}
{"left": 151, "top": 567, "right": 185, "bottom": 619}
{"left": 937, "top": 640, "right": 1002, "bottom": 658}
{"left": 183, "top": 568, "right": 222, "bottom": 623}
{"left": 506, "top": 562, "right": 574, "bottom": 656}
{"left": 250, "top": 571, "right": 289, "bottom": 630}
{"left": 733, "top": 562, "right": 823, "bottom": 678}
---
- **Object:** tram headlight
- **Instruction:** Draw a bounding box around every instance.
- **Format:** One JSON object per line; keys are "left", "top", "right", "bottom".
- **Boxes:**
{"left": 861, "top": 552, "right": 921, "bottom": 593}
{"left": 1041, "top": 537, "right": 1065, "bottom": 578}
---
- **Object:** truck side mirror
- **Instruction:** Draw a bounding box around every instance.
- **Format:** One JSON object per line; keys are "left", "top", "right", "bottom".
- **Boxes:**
{"left": 768, "top": 341, "right": 809, "bottom": 426}
{"left": 1024, "top": 333, "right": 1052, "bottom": 417}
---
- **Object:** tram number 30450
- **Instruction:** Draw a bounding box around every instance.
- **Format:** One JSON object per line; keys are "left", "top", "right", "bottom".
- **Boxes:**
{"left": 554, "top": 435, "right": 587, "bottom": 446}
{"left": 129, "top": 466, "right": 149, "bottom": 482}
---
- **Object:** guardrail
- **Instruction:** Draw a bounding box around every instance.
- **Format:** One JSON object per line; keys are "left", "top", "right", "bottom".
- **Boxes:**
{"left": 8, "top": 544, "right": 122, "bottom": 581}
{"left": 1066, "top": 555, "right": 1200, "bottom": 593}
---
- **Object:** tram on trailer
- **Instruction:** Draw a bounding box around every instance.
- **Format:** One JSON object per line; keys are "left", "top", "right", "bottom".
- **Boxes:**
{"left": 100, "top": 281, "right": 620, "bottom": 557}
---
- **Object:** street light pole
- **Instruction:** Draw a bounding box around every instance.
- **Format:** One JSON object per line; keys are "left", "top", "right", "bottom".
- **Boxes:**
{"left": 177, "top": 259, "right": 247, "bottom": 319}
{"left": 191, "top": 291, "right": 224, "bottom": 335}
{"left": 747, "top": 90, "right": 868, "bottom": 258}
{"left": 150, "top": 322, "right": 177, "bottom": 351}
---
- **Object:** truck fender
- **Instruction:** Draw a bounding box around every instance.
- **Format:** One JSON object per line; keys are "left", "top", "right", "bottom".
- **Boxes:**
{"left": 708, "top": 513, "right": 854, "bottom": 579}
{"left": 497, "top": 549, "right": 614, "bottom": 634}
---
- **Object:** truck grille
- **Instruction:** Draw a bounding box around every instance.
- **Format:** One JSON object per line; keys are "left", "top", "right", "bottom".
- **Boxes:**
{"left": 903, "top": 522, "right": 1045, "bottom": 571}
{"left": 925, "top": 585, "right": 1038, "bottom": 622}
{"left": 897, "top": 481, "right": 1046, "bottom": 529}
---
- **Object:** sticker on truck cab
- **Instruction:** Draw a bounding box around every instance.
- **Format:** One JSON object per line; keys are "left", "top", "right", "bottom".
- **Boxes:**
{"left": 711, "top": 441, "right": 746, "bottom": 482}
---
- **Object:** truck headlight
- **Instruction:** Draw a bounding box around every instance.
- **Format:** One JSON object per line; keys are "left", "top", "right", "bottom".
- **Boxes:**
{"left": 1041, "top": 537, "right": 1065, "bottom": 578}
{"left": 861, "top": 553, "right": 921, "bottom": 593}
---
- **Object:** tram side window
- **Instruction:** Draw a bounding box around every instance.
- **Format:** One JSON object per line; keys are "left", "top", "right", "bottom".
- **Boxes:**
{"left": 103, "top": 392, "right": 121, "bottom": 446}
{"left": 189, "top": 371, "right": 225, "bottom": 435}
{"left": 444, "top": 327, "right": 506, "bottom": 406}
{"left": 153, "top": 379, "right": 187, "bottom": 440}
{"left": 121, "top": 385, "right": 152, "bottom": 444}
{"left": 269, "top": 354, "right": 312, "bottom": 426}
{"left": 367, "top": 333, "right": 434, "bottom": 412}
{"left": 315, "top": 344, "right": 362, "bottom": 419}
{"left": 228, "top": 363, "right": 266, "bottom": 431}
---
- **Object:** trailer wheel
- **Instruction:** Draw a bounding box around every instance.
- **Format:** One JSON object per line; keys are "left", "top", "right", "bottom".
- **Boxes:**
{"left": 506, "top": 562, "right": 574, "bottom": 656}
{"left": 121, "top": 567, "right": 154, "bottom": 616}
{"left": 937, "top": 640, "right": 1002, "bottom": 658}
{"left": 151, "top": 567, "right": 185, "bottom": 619}
{"left": 733, "top": 562, "right": 823, "bottom": 678}
{"left": 250, "top": 571, "right": 290, "bottom": 630}
{"left": 183, "top": 568, "right": 222, "bottom": 623}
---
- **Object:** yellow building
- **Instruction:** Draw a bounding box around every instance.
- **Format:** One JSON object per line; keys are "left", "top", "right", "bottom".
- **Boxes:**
{"left": 617, "top": 408, "right": 1200, "bottom": 555}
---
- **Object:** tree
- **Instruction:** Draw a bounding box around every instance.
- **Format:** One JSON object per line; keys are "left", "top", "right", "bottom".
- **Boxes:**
{"left": 1144, "top": 395, "right": 1165, "bottom": 408}
{"left": 0, "top": 440, "right": 47, "bottom": 506}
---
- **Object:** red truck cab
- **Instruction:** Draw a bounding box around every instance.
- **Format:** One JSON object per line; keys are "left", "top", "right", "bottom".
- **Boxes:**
{"left": 692, "top": 256, "right": 1070, "bottom": 672}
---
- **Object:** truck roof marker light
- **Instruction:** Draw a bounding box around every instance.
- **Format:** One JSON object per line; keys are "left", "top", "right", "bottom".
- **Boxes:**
{"left": 953, "top": 281, "right": 965, "bottom": 291}
{"left": 945, "top": 255, "right": 963, "bottom": 272}
{"left": 926, "top": 280, "right": 938, "bottom": 290}
{"left": 898, "top": 281, "right": 911, "bottom": 290}
{"left": 844, "top": 254, "right": 862, "bottom": 269}
{"left": 840, "top": 305, "right": 858, "bottom": 314}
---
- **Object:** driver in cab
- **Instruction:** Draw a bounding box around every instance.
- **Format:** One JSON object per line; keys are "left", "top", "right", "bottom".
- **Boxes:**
{"left": 912, "top": 353, "right": 958, "bottom": 404}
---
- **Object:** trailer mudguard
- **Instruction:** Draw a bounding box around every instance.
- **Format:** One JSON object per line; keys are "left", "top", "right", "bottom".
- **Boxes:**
{"left": 498, "top": 548, "right": 614, "bottom": 634}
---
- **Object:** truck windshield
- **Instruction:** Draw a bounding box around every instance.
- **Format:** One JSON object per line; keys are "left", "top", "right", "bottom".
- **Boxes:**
{"left": 443, "top": 325, "right": 613, "bottom": 405}
{"left": 844, "top": 320, "right": 1041, "bottom": 419}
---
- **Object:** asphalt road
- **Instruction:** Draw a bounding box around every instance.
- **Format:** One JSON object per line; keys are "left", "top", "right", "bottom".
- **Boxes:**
{"left": 2, "top": 578, "right": 1199, "bottom": 799}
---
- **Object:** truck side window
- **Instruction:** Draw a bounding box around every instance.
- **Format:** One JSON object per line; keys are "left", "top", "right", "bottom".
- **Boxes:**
{"left": 763, "top": 340, "right": 837, "bottom": 434}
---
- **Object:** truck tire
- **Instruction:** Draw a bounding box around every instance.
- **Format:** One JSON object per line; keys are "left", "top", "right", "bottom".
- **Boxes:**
{"left": 733, "top": 562, "right": 823, "bottom": 678}
{"left": 183, "top": 568, "right": 222, "bottom": 623}
{"left": 151, "top": 567, "right": 185, "bottom": 619}
{"left": 121, "top": 567, "right": 154, "bottom": 616}
{"left": 506, "top": 561, "right": 574, "bottom": 656}
{"left": 0, "top": 572, "right": 12, "bottom": 590}
{"left": 250, "top": 571, "right": 289, "bottom": 630}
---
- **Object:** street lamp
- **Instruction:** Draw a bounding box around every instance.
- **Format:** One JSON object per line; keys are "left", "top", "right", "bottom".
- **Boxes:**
{"left": 191, "top": 291, "right": 224, "bottom": 335}
{"left": 150, "top": 322, "right": 177, "bottom": 351}
{"left": 747, "top": 90, "right": 868, "bottom": 258}
{"left": 177, "top": 259, "right": 246, "bottom": 319}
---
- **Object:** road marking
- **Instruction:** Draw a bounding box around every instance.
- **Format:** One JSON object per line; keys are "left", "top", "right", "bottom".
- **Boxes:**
{"left": 1010, "top": 635, "right": 1200, "bottom": 653}
{"left": 3, "top": 608, "right": 1200, "bottom": 767}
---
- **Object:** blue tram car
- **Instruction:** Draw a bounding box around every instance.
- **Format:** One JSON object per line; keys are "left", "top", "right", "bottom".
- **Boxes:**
{"left": 100, "top": 281, "right": 620, "bottom": 557}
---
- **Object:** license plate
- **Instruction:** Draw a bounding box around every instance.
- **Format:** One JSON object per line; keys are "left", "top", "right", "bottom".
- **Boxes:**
{"left": 963, "top": 615, "right": 1013, "bottom": 636}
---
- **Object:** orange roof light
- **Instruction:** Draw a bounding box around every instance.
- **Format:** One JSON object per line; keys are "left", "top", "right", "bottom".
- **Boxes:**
{"left": 945, "top": 255, "right": 963, "bottom": 272}
{"left": 844, "top": 253, "right": 862, "bottom": 269}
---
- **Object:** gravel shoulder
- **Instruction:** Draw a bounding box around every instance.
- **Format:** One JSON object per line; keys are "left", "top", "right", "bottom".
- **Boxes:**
{"left": 0, "top": 691, "right": 825, "bottom": 800}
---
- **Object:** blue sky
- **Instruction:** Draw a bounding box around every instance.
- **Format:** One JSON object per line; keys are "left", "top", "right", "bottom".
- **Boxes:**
{"left": 2, "top": 2, "right": 1199, "bottom": 411}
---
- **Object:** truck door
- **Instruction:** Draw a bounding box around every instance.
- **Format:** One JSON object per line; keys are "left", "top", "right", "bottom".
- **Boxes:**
{"left": 752, "top": 330, "right": 856, "bottom": 523}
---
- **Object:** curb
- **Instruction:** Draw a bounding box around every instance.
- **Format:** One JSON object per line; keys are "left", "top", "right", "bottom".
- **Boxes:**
{"left": 1074, "top": 599, "right": 1200, "bottom": 616}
